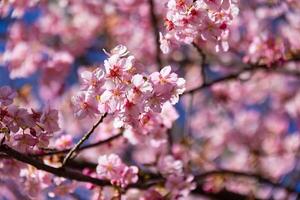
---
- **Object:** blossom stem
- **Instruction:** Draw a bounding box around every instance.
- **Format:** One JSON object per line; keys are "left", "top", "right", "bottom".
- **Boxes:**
{"left": 62, "top": 113, "right": 108, "bottom": 166}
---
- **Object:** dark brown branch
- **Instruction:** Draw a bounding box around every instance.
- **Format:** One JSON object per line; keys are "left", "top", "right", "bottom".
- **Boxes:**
{"left": 0, "top": 144, "right": 160, "bottom": 189}
{"left": 192, "top": 42, "right": 207, "bottom": 84}
{"left": 148, "top": 0, "right": 162, "bottom": 68}
{"left": 54, "top": 159, "right": 300, "bottom": 196}
{"left": 193, "top": 186, "right": 263, "bottom": 200}
{"left": 0, "top": 144, "right": 111, "bottom": 186}
{"left": 183, "top": 63, "right": 300, "bottom": 95}
{"left": 32, "top": 133, "right": 123, "bottom": 157}
{"left": 62, "top": 113, "right": 108, "bottom": 166}
{"left": 194, "top": 169, "right": 297, "bottom": 194}
{"left": 1, "top": 146, "right": 299, "bottom": 198}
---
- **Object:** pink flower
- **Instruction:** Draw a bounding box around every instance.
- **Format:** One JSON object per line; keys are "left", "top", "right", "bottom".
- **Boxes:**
{"left": 12, "top": 131, "right": 37, "bottom": 153}
{"left": 72, "top": 91, "right": 100, "bottom": 119}
{"left": 5, "top": 105, "right": 35, "bottom": 132}
{"left": 128, "top": 74, "right": 153, "bottom": 103}
{"left": 96, "top": 153, "right": 139, "bottom": 187}
{"left": 99, "top": 82, "right": 126, "bottom": 113}
{"left": 160, "top": 102, "right": 179, "bottom": 128}
{"left": 104, "top": 54, "right": 134, "bottom": 82}
{"left": 159, "top": 32, "right": 171, "bottom": 54}
{"left": 157, "top": 155, "right": 183, "bottom": 176}
{"left": 54, "top": 135, "right": 73, "bottom": 150}
{"left": 80, "top": 68, "right": 105, "bottom": 94}
{"left": 120, "top": 166, "right": 139, "bottom": 187}
{"left": 0, "top": 86, "right": 16, "bottom": 107}
{"left": 96, "top": 153, "right": 125, "bottom": 181}
{"left": 40, "top": 107, "right": 60, "bottom": 133}
{"left": 165, "top": 174, "right": 196, "bottom": 199}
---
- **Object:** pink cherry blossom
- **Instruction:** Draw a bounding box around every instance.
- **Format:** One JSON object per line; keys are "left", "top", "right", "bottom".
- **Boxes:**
{"left": 96, "top": 153, "right": 139, "bottom": 187}
{"left": 40, "top": 107, "right": 60, "bottom": 133}
{"left": 0, "top": 86, "right": 16, "bottom": 107}
{"left": 72, "top": 91, "right": 100, "bottom": 119}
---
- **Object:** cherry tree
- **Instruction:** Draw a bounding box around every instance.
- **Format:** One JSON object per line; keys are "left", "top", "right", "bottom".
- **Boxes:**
{"left": 0, "top": 0, "right": 300, "bottom": 199}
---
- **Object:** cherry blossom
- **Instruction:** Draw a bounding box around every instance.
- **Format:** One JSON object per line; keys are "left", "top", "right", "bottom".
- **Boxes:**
{"left": 96, "top": 153, "right": 138, "bottom": 188}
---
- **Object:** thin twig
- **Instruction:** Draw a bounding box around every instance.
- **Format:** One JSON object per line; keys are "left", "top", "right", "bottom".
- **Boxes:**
{"left": 62, "top": 113, "right": 108, "bottom": 166}
{"left": 184, "top": 43, "right": 207, "bottom": 137}
{"left": 167, "top": 128, "right": 173, "bottom": 154}
{"left": 148, "top": 0, "right": 162, "bottom": 68}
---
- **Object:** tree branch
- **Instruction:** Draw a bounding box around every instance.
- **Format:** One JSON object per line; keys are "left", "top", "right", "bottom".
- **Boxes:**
{"left": 62, "top": 113, "right": 108, "bottom": 166}
{"left": 194, "top": 169, "right": 297, "bottom": 194}
{"left": 0, "top": 144, "right": 111, "bottom": 186}
{"left": 192, "top": 42, "right": 207, "bottom": 84}
{"left": 193, "top": 186, "right": 263, "bottom": 200}
{"left": 1, "top": 145, "right": 299, "bottom": 199}
{"left": 148, "top": 0, "right": 162, "bottom": 68}
{"left": 183, "top": 63, "right": 300, "bottom": 95}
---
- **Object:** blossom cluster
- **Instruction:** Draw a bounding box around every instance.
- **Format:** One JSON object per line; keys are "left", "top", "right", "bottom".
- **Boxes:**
{"left": 72, "top": 45, "right": 185, "bottom": 131}
{"left": 0, "top": 86, "right": 60, "bottom": 153}
{"left": 160, "top": 0, "right": 239, "bottom": 53}
{"left": 96, "top": 153, "right": 138, "bottom": 188}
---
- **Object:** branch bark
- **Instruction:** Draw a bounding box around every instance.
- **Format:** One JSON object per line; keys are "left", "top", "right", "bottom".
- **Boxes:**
{"left": 194, "top": 169, "right": 297, "bottom": 194}
{"left": 148, "top": 0, "right": 162, "bottom": 68}
{"left": 1, "top": 145, "right": 298, "bottom": 199}
{"left": 192, "top": 42, "right": 207, "bottom": 84}
{"left": 183, "top": 63, "right": 300, "bottom": 95}
{"left": 0, "top": 144, "right": 111, "bottom": 186}
{"left": 62, "top": 113, "right": 107, "bottom": 166}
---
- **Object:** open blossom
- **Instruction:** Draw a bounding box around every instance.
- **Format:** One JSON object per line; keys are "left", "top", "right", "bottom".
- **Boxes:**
{"left": 161, "top": 0, "right": 239, "bottom": 53}
{"left": 165, "top": 174, "right": 196, "bottom": 199}
{"left": 104, "top": 53, "right": 135, "bottom": 83}
{"left": 5, "top": 105, "right": 35, "bottom": 132}
{"left": 54, "top": 135, "right": 73, "bottom": 150}
{"left": 157, "top": 155, "right": 183, "bottom": 176}
{"left": 127, "top": 74, "right": 153, "bottom": 103}
{"left": 72, "top": 91, "right": 100, "bottom": 119}
{"left": 0, "top": 86, "right": 16, "bottom": 107}
{"left": 96, "top": 154, "right": 139, "bottom": 187}
{"left": 11, "top": 131, "right": 37, "bottom": 153}
{"left": 40, "top": 107, "right": 60, "bottom": 133}
{"left": 80, "top": 68, "right": 105, "bottom": 94}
